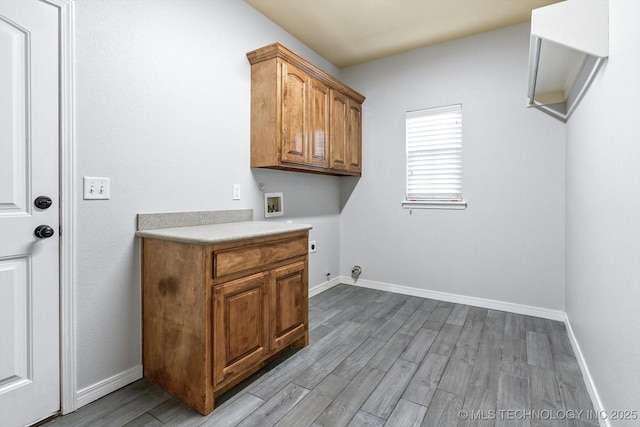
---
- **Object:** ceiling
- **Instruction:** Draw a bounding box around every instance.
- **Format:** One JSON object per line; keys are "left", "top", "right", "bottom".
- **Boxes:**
{"left": 245, "top": 0, "right": 562, "bottom": 68}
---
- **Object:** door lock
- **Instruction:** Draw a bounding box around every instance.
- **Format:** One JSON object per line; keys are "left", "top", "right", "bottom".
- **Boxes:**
{"left": 34, "top": 196, "right": 53, "bottom": 210}
{"left": 34, "top": 225, "right": 55, "bottom": 239}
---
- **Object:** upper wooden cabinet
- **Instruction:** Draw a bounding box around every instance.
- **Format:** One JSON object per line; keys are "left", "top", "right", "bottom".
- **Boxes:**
{"left": 247, "top": 43, "right": 365, "bottom": 176}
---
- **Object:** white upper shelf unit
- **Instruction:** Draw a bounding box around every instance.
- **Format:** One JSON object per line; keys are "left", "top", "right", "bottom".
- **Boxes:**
{"left": 527, "top": 0, "right": 609, "bottom": 122}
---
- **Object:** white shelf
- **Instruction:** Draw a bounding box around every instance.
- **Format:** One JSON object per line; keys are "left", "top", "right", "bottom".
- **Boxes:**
{"left": 527, "top": 0, "right": 609, "bottom": 122}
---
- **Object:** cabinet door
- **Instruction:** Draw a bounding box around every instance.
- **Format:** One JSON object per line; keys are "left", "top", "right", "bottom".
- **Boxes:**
{"left": 329, "top": 89, "right": 348, "bottom": 171}
{"left": 270, "top": 261, "right": 308, "bottom": 351}
{"left": 307, "top": 78, "right": 330, "bottom": 168}
{"left": 346, "top": 101, "right": 362, "bottom": 174}
{"left": 213, "top": 272, "right": 269, "bottom": 386}
{"left": 280, "top": 62, "right": 307, "bottom": 165}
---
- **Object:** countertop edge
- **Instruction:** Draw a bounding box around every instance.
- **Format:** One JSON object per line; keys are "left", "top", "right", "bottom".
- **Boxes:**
{"left": 135, "top": 222, "right": 312, "bottom": 245}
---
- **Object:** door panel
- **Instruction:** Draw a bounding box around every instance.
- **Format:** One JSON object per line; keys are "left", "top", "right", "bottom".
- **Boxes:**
{"left": 347, "top": 101, "right": 362, "bottom": 173}
{"left": 329, "top": 90, "right": 347, "bottom": 170}
{"left": 308, "top": 78, "right": 329, "bottom": 167}
{"left": 0, "top": 1, "right": 60, "bottom": 425}
{"left": 0, "top": 16, "right": 28, "bottom": 213}
{"left": 213, "top": 272, "right": 269, "bottom": 386}
{"left": 280, "top": 62, "right": 307, "bottom": 165}
{"left": 0, "top": 257, "right": 31, "bottom": 391}
{"left": 271, "top": 262, "right": 307, "bottom": 351}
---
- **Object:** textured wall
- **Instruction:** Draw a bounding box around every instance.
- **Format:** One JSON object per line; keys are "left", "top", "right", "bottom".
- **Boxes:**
{"left": 565, "top": 0, "right": 640, "bottom": 415}
{"left": 339, "top": 23, "right": 566, "bottom": 310}
{"left": 74, "top": 0, "right": 342, "bottom": 391}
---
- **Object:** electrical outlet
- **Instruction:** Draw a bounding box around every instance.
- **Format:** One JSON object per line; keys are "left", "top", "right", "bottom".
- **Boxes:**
{"left": 233, "top": 184, "right": 241, "bottom": 200}
{"left": 83, "top": 177, "right": 110, "bottom": 200}
{"left": 309, "top": 241, "right": 317, "bottom": 253}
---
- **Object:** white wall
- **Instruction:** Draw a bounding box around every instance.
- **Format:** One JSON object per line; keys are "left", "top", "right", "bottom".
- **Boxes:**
{"left": 339, "top": 23, "right": 566, "bottom": 310}
{"left": 74, "top": 0, "right": 341, "bottom": 392}
{"left": 73, "top": 0, "right": 640, "bottom": 412}
{"left": 565, "top": 0, "right": 640, "bottom": 415}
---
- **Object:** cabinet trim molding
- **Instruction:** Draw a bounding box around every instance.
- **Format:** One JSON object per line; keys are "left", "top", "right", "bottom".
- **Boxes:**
{"left": 247, "top": 42, "right": 365, "bottom": 104}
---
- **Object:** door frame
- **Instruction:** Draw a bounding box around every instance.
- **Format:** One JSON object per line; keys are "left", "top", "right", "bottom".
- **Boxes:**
{"left": 41, "top": 0, "right": 77, "bottom": 415}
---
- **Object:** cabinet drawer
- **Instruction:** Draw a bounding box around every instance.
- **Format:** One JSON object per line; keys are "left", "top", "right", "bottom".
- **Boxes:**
{"left": 213, "top": 236, "right": 307, "bottom": 278}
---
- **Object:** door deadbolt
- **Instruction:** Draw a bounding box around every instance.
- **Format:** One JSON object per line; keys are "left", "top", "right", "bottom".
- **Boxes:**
{"left": 34, "top": 196, "right": 53, "bottom": 210}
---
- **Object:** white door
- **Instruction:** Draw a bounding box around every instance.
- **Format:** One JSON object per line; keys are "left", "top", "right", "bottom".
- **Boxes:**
{"left": 0, "top": 0, "right": 60, "bottom": 426}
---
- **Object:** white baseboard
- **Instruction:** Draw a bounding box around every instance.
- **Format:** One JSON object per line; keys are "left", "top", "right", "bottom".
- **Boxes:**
{"left": 341, "top": 277, "right": 566, "bottom": 321}
{"left": 309, "top": 277, "right": 343, "bottom": 298}
{"left": 563, "top": 316, "right": 610, "bottom": 427}
{"left": 76, "top": 365, "right": 143, "bottom": 409}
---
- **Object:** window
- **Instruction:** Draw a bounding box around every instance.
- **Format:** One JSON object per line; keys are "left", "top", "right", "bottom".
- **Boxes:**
{"left": 403, "top": 104, "right": 466, "bottom": 210}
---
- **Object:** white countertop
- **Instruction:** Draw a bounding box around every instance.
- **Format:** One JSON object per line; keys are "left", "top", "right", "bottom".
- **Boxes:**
{"left": 135, "top": 221, "right": 312, "bottom": 244}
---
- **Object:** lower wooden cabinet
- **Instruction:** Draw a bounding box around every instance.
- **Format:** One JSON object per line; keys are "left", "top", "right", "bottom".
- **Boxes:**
{"left": 142, "top": 230, "right": 309, "bottom": 415}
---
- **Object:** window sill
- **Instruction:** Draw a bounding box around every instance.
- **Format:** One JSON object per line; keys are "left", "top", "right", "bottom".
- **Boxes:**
{"left": 401, "top": 200, "right": 467, "bottom": 210}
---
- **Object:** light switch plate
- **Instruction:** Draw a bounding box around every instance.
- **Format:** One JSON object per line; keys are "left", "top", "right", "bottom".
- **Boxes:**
{"left": 83, "top": 177, "right": 110, "bottom": 200}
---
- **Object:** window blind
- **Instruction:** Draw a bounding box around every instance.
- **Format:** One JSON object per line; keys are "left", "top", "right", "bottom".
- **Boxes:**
{"left": 406, "top": 104, "right": 462, "bottom": 201}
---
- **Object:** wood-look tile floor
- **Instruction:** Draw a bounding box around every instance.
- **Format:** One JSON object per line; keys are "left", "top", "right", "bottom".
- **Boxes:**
{"left": 44, "top": 285, "right": 598, "bottom": 427}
